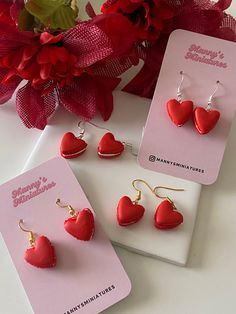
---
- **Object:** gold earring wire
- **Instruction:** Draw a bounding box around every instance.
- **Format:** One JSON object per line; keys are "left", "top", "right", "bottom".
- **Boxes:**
{"left": 132, "top": 179, "right": 157, "bottom": 203}
{"left": 56, "top": 199, "right": 77, "bottom": 217}
{"left": 153, "top": 186, "right": 185, "bottom": 209}
{"left": 132, "top": 180, "right": 185, "bottom": 207}
{"left": 153, "top": 186, "right": 185, "bottom": 199}
{"left": 18, "top": 219, "right": 35, "bottom": 247}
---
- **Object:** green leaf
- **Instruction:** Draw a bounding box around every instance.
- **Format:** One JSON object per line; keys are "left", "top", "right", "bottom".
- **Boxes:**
{"left": 18, "top": 8, "right": 35, "bottom": 31}
{"left": 25, "top": 0, "right": 76, "bottom": 30}
{"left": 70, "top": 0, "right": 79, "bottom": 18}
{"left": 49, "top": 5, "right": 76, "bottom": 30}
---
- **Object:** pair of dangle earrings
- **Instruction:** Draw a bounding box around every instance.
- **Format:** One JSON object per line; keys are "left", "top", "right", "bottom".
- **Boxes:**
{"left": 117, "top": 179, "right": 184, "bottom": 230}
{"left": 19, "top": 200, "right": 95, "bottom": 269}
{"left": 60, "top": 121, "right": 135, "bottom": 159}
{"left": 166, "top": 71, "right": 220, "bottom": 134}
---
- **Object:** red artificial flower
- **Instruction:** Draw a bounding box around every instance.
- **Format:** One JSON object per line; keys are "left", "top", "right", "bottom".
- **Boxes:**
{"left": 123, "top": 0, "right": 236, "bottom": 98}
{"left": 0, "top": 2, "right": 15, "bottom": 25}
{"left": 0, "top": 0, "right": 24, "bottom": 26}
{"left": 101, "top": 0, "right": 174, "bottom": 42}
{"left": 0, "top": 13, "right": 136, "bottom": 129}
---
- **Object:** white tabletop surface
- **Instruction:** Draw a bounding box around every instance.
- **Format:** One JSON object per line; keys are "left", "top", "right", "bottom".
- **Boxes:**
{"left": 1, "top": 3, "right": 236, "bottom": 314}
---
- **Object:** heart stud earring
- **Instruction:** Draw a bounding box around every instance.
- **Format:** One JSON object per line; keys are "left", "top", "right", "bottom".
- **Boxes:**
{"left": 19, "top": 219, "right": 56, "bottom": 268}
{"left": 193, "top": 80, "right": 221, "bottom": 134}
{"left": 56, "top": 199, "right": 95, "bottom": 241}
{"left": 153, "top": 186, "right": 184, "bottom": 229}
{"left": 60, "top": 121, "right": 88, "bottom": 159}
{"left": 166, "top": 71, "right": 194, "bottom": 127}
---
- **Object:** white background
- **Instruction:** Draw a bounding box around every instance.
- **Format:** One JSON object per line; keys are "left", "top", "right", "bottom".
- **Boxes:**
{"left": 0, "top": 2, "right": 236, "bottom": 314}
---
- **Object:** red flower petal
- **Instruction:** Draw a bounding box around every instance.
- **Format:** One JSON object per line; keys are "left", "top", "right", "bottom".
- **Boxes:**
{"left": 18, "top": 60, "right": 40, "bottom": 81}
{"left": 40, "top": 63, "right": 52, "bottom": 80}
{"left": 22, "top": 45, "right": 39, "bottom": 62}
{"left": 157, "top": 3, "right": 175, "bottom": 20}
{"left": 52, "top": 47, "right": 69, "bottom": 63}
{"left": 40, "top": 32, "right": 62, "bottom": 45}
{"left": 0, "top": 68, "right": 22, "bottom": 104}
{"left": 37, "top": 46, "right": 51, "bottom": 64}
{"left": 93, "top": 76, "right": 121, "bottom": 120}
{"left": 92, "top": 13, "right": 136, "bottom": 57}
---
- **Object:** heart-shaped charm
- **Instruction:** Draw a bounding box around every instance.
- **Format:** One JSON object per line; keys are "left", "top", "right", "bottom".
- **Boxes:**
{"left": 24, "top": 236, "right": 56, "bottom": 268}
{"left": 117, "top": 196, "right": 145, "bottom": 226}
{"left": 60, "top": 132, "right": 87, "bottom": 159}
{"left": 154, "top": 200, "right": 183, "bottom": 229}
{"left": 167, "top": 99, "right": 193, "bottom": 127}
{"left": 193, "top": 107, "right": 220, "bottom": 134}
{"left": 98, "top": 132, "right": 124, "bottom": 158}
{"left": 64, "top": 208, "right": 95, "bottom": 241}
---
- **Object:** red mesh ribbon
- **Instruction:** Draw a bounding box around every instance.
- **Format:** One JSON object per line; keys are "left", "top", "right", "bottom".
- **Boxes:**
{"left": 16, "top": 82, "right": 56, "bottom": 129}
{"left": 62, "top": 22, "right": 113, "bottom": 68}
{"left": 123, "top": 0, "right": 236, "bottom": 98}
{"left": 58, "top": 74, "right": 121, "bottom": 121}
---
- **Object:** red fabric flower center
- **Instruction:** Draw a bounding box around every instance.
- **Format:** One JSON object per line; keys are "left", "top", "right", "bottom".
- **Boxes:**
{"left": 101, "top": 0, "right": 174, "bottom": 42}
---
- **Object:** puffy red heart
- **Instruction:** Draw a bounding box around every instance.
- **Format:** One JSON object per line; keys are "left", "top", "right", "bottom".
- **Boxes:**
{"left": 98, "top": 132, "right": 124, "bottom": 158}
{"left": 117, "top": 196, "right": 145, "bottom": 226}
{"left": 167, "top": 99, "right": 193, "bottom": 127}
{"left": 24, "top": 236, "right": 56, "bottom": 268}
{"left": 64, "top": 208, "right": 95, "bottom": 241}
{"left": 154, "top": 199, "right": 183, "bottom": 229}
{"left": 60, "top": 132, "right": 87, "bottom": 159}
{"left": 193, "top": 107, "right": 220, "bottom": 134}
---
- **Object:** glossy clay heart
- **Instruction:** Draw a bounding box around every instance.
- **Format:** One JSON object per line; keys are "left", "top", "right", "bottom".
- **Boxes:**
{"left": 24, "top": 236, "right": 56, "bottom": 268}
{"left": 193, "top": 107, "right": 220, "bottom": 134}
{"left": 117, "top": 196, "right": 145, "bottom": 226}
{"left": 64, "top": 208, "right": 95, "bottom": 241}
{"left": 60, "top": 132, "right": 87, "bottom": 159}
{"left": 98, "top": 132, "right": 124, "bottom": 158}
{"left": 154, "top": 200, "right": 183, "bottom": 229}
{"left": 167, "top": 99, "right": 193, "bottom": 127}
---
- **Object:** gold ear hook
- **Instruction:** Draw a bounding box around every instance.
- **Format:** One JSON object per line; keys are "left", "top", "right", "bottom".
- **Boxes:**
{"left": 132, "top": 179, "right": 156, "bottom": 203}
{"left": 18, "top": 219, "right": 35, "bottom": 247}
{"left": 56, "top": 199, "right": 76, "bottom": 217}
{"left": 154, "top": 186, "right": 185, "bottom": 199}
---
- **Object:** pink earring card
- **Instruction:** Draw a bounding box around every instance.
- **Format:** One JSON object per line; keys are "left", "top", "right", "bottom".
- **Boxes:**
{"left": 0, "top": 157, "right": 131, "bottom": 314}
{"left": 138, "top": 30, "right": 236, "bottom": 185}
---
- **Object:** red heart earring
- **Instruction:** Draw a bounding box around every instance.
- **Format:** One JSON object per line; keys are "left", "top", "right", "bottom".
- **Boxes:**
{"left": 98, "top": 132, "right": 125, "bottom": 158}
{"left": 166, "top": 71, "right": 194, "bottom": 127}
{"left": 56, "top": 199, "right": 95, "bottom": 241}
{"left": 117, "top": 180, "right": 146, "bottom": 226}
{"left": 60, "top": 121, "right": 88, "bottom": 159}
{"left": 193, "top": 80, "right": 221, "bottom": 135}
{"left": 83, "top": 121, "right": 136, "bottom": 158}
{"left": 153, "top": 186, "right": 184, "bottom": 230}
{"left": 19, "top": 219, "right": 56, "bottom": 268}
